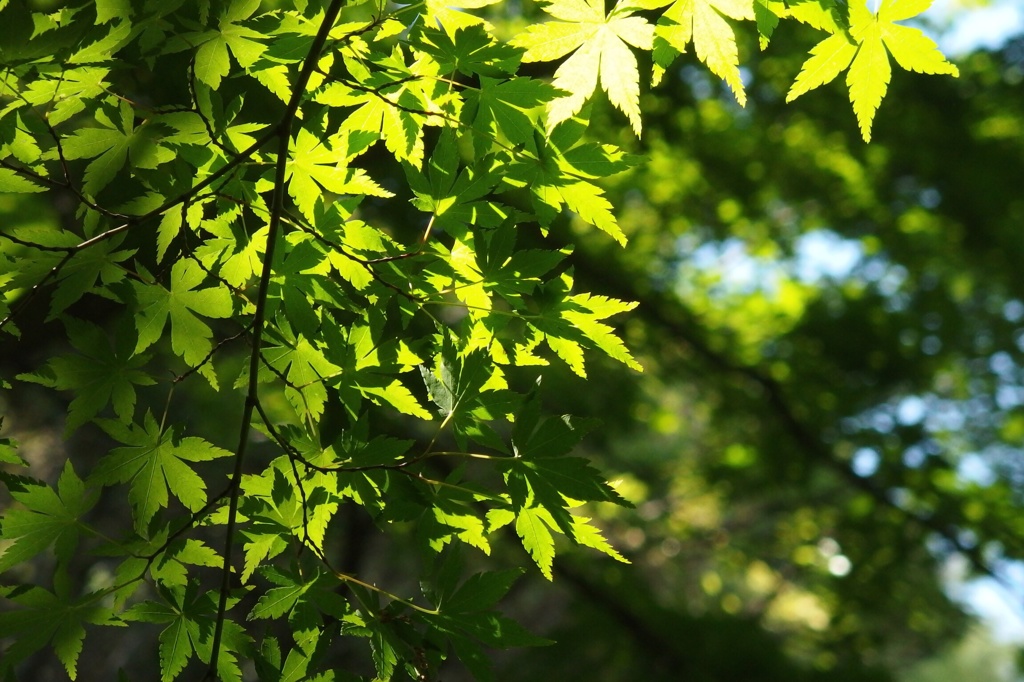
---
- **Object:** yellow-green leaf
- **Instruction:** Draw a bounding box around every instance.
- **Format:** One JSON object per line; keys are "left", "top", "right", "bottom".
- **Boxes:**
{"left": 653, "top": 0, "right": 753, "bottom": 104}
{"left": 513, "top": 0, "right": 654, "bottom": 135}
{"left": 788, "top": 0, "right": 958, "bottom": 141}
{"left": 515, "top": 507, "right": 556, "bottom": 579}
{"left": 786, "top": 32, "right": 856, "bottom": 102}
{"left": 0, "top": 168, "right": 46, "bottom": 193}
{"left": 847, "top": 22, "right": 890, "bottom": 142}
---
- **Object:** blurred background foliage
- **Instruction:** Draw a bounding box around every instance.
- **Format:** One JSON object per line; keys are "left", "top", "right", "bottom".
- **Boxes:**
{"left": 3, "top": 0, "right": 1024, "bottom": 679}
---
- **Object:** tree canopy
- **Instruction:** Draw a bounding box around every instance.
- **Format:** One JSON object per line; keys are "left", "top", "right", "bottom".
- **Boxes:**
{"left": 1, "top": 0, "right": 1020, "bottom": 680}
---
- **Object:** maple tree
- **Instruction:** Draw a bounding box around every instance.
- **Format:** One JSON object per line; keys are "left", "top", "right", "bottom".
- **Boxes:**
{"left": 0, "top": 0, "right": 962, "bottom": 679}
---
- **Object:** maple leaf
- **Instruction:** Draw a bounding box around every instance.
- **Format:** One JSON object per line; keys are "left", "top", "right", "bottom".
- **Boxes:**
{"left": 316, "top": 320, "right": 432, "bottom": 420}
{"left": 753, "top": 0, "right": 785, "bottom": 49}
{"left": 130, "top": 259, "right": 233, "bottom": 383}
{"left": 95, "top": 0, "right": 133, "bottom": 24}
{"left": 121, "top": 583, "right": 248, "bottom": 682}
{"left": 282, "top": 127, "right": 393, "bottom": 221}
{"left": 45, "top": 235, "right": 134, "bottom": 320}
{"left": 122, "top": 597, "right": 194, "bottom": 682}
{"left": 61, "top": 100, "right": 173, "bottom": 195}
{"left": 650, "top": 0, "right": 754, "bottom": 104}
{"left": 17, "top": 317, "right": 155, "bottom": 434}
{"left": 90, "top": 413, "right": 232, "bottom": 535}
{"left": 514, "top": 506, "right": 557, "bottom": 579}
{"left": 464, "top": 76, "right": 555, "bottom": 150}
{"left": 318, "top": 41, "right": 458, "bottom": 167}
{"left": 526, "top": 273, "right": 642, "bottom": 374}
{"left": 0, "top": 462, "right": 96, "bottom": 574}
{"left": 506, "top": 113, "right": 638, "bottom": 245}
{"left": 193, "top": 0, "right": 266, "bottom": 89}
{"left": 0, "top": 168, "right": 45, "bottom": 192}
{"left": 786, "top": 0, "right": 959, "bottom": 141}
{"left": 415, "top": 24, "right": 522, "bottom": 78}
{"left": 261, "top": 333, "right": 341, "bottom": 422}
{"left": 0, "top": 582, "right": 120, "bottom": 680}
{"left": 511, "top": 0, "right": 654, "bottom": 135}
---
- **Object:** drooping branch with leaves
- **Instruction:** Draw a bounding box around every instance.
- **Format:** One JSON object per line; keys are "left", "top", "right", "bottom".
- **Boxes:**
{"left": 0, "top": 0, "right": 960, "bottom": 679}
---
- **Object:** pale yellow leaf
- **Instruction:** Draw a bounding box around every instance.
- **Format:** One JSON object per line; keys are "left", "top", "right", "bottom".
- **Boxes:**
{"left": 692, "top": 0, "right": 747, "bottom": 105}
{"left": 514, "top": 21, "right": 598, "bottom": 62}
{"left": 711, "top": 0, "right": 754, "bottom": 22}
{"left": 598, "top": 29, "right": 644, "bottom": 135}
{"left": 609, "top": 15, "right": 655, "bottom": 49}
{"left": 547, "top": 40, "right": 601, "bottom": 131}
{"left": 545, "top": 0, "right": 604, "bottom": 23}
{"left": 878, "top": 0, "right": 934, "bottom": 23}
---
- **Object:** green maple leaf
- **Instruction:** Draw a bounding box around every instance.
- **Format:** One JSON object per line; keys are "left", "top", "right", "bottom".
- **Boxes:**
{"left": 505, "top": 114, "right": 635, "bottom": 244}
{"left": 0, "top": 461, "right": 96, "bottom": 574}
{"left": 0, "top": 113, "right": 42, "bottom": 166}
{"left": 19, "top": 67, "right": 110, "bottom": 125}
{"left": 89, "top": 413, "right": 231, "bottom": 535}
{"left": 0, "top": 428, "right": 21, "bottom": 467}
{"left": 319, "top": 61, "right": 442, "bottom": 169}
{"left": 528, "top": 275, "right": 642, "bottom": 376}
{"left": 17, "top": 317, "right": 154, "bottom": 434}
{"left": 511, "top": 0, "right": 654, "bottom": 135}
{"left": 317, "top": 319, "right": 431, "bottom": 420}
{"left": 787, "top": 0, "right": 959, "bottom": 141}
{"left": 415, "top": 24, "right": 522, "bottom": 78}
{"left": 61, "top": 100, "right": 173, "bottom": 195}
{"left": 0, "top": 168, "right": 45, "bottom": 192}
{"left": 121, "top": 597, "right": 188, "bottom": 675}
{"left": 784, "top": 0, "right": 845, "bottom": 32}
{"left": 7, "top": 225, "right": 96, "bottom": 301}
{"left": 131, "top": 259, "right": 233, "bottom": 382}
{"left": 570, "top": 514, "right": 629, "bottom": 562}
{"left": 68, "top": 20, "right": 132, "bottom": 65}
{"left": 405, "top": 127, "right": 503, "bottom": 233}
{"left": 464, "top": 76, "right": 557, "bottom": 149}
{"left": 150, "top": 539, "right": 223, "bottom": 590}
{"left": 498, "top": 403, "right": 630, "bottom": 549}
{"left": 421, "top": 569, "right": 550, "bottom": 679}
{"left": 47, "top": 235, "right": 134, "bottom": 320}
{"left": 513, "top": 506, "right": 556, "bottom": 579}
{"left": 249, "top": 583, "right": 309, "bottom": 622}
{"left": 0, "top": 582, "right": 119, "bottom": 680}
{"left": 440, "top": 570, "right": 523, "bottom": 614}
{"left": 284, "top": 128, "right": 393, "bottom": 221}
{"left": 95, "top": 0, "right": 132, "bottom": 24}
{"left": 247, "top": 567, "right": 349, "bottom": 651}
{"left": 261, "top": 329, "right": 342, "bottom": 422}
{"left": 492, "top": 498, "right": 628, "bottom": 581}
{"left": 650, "top": 0, "right": 754, "bottom": 103}
{"left": 753, "top": 0, "right": 784, "bottom": 49}
{"left": 193, "top": 0, "right": 265, "bottom": 89}
{"left": 196, "top": 221, "right": 268, "bottom": 288}
{"left": 122, "top": 583, "right": 244, "bottom": 682}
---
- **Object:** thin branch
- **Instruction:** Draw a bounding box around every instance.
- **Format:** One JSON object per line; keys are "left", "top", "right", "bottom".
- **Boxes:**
{"left": 0, "top": 222, "right": 132, "bottom": 332}
{"left": 206, "top": 2, "right": 348, "bottom": 676}
{"left": 170, "top": 324, "right": 252, "bottom": 385}
{"left": 309, "top": 542, "right": 440, "bottom": 616}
